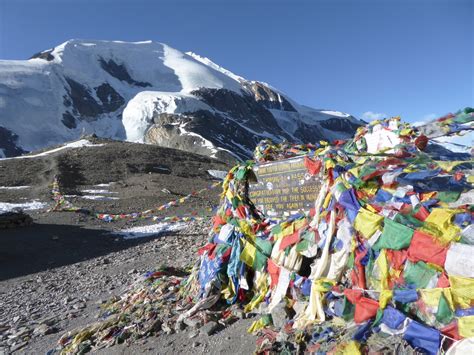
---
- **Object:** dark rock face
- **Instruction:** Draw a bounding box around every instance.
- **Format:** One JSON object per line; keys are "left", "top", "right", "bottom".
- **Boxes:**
{"left": 190, "top": 88, "right": 292, "bottom": 137}
{"left": 62, "top": 79, "right": 125, "bottom": 127}
{"left": 185, "top": 110, "right": 267, "bottom": 156}
{"left": 242, "top": 81, "right": 296, "bottom": 112}
{"left": 0, "top": 127, "right": 26, "bottom": 157}
{"left": 293, "top": 123, "right": 325, "bottom": 143}
{"left": 95, "top": 83, "right": 125, "bottom": 112}
{"left": 144, "top": 88, "right": 363, "bottom": 162}
{"left": 145, "top": 111, "right": 251, "bottom": 163}
{"left": 30, "top": 49, "right": 54, "bottom": 61}
{"left": 98, "top": 58, "right": 151, "bottom": 87}
{"left": 424, "top": 143, "right": 471, "bottom": 161}
{"left": 61, "top": 112, "right": 77, "bottom": 129}
{"left": 319, "top": 117, "right": 361, "bottom": 133}
{"left": 146, "top": 109, "right": 275, "bottom": 162}
{"left": 65, "top": 78, "right": 103, "bottom": 118}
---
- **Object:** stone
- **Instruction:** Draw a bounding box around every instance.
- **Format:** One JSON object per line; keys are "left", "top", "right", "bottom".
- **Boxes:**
{"left": 292, "top": 301, "right": 307, "bottom": 316}
{"left": 144, "top": 319, "right": 162, "bottom": 334}
{"left": 9, "top": 327, "right": 30, "bottom": 339}
{"left": 276, "top": 330, "right": 289, "bottom": 343}
{"left": 72, "top": 303, "right": 86, "bottom": 310}
{"left": 188, "top": 330, "right": 199, "bottom": 339}
{"left": 232, "top": 309, "right": 245, "bottom": 319}
{"left": 199, "top": 321, "right": 219, "bottom": 336}
{"left": 183, "top": 317, "right": 203, "bottom": 329}
{"left": 175, "top": 321, "right": 186, "bottom": 332}
{"left": 10, "top": 341, "right": 28, "bottom": 352}
{"left": 161, "top": 322, "right": 173, "bottom": 335}
{"left": 270, "top": 302, "right": 289, "bottom": 329}
{"left": 33, "top": 324, "right": 56, "bottom": 336}
{"left": 0, "top": 326, "right": 10, "bottom": 333}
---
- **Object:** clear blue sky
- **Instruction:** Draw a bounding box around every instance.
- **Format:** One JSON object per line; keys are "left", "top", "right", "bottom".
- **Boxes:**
{"left": 0, "top": 0, "right": 472, "bottom": 122}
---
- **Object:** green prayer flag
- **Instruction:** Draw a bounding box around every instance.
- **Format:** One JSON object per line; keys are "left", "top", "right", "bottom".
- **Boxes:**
{"left": 394, "top": 213, "right": 424, "bottom": 229}
{"left": 372, "top": 309, "right": 384, "bottom": 327}
{"left": 342, "top": 296, "right": 355, "bottom": 321}
{"left": 359, "top": 165, "right": 376, "bottom": 180}
{"left": 253, "top": 250, "right": 267, "bottom": 271}
{"left": 231, "top": 197, "right": 240, "bottom": 209}
{"left": 435, "top": 293, "right": 454, "bottom": 324}
{"left": 229, "top": 218, "right": 239, "bottom": 227}
{"left": 255, "top": 238, "right": 272, "bottom": 256}
{"left": 261, "top": 314, "right": 272, "bottom": 326}
{"left": 235, "top": 167, "right": 247, "bottom": 180}
{"left": 271, "top": 225, "right": 282, "bottom": 235}
{"left": 302, "top": 230, "right": 315, "bottom": 242}
{"left": 347, "top": 252, "right": 355, "bottom": 269}
{"left": 437, "top": 191, "right": 461, "bottom": 203}
{"left": 352, "top": 177, "right": 365, "bottom": 190}
{"left": 373, "top": 218, "right": 414, "bottom": 251}
{"left": 403, "top": 261, "right": 437, "bottom": 289}
{"left": 295, "top": 239, "right": 310, "bottom": 253}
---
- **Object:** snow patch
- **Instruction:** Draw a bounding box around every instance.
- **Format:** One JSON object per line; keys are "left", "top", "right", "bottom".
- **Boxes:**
{"left": 320, "top": 110, "right": 351, "bottom": 118}
{"left": 186, "top": 51, "right": 244, "bottom": 83}
{"left": 0, "top": 186, "right": 30, "bottom": 190}
{"left": 207, "top": 170, "right": 228, "bottom": 180}
{"left": 0, "top": 139, "right": 104, "bottom": 160}
{"left": 95, "top": 183, "right": 114, "bottom": 187}
{"left": 113, "top": 222, "right": 186, "bottom": 239}
{"left": 81, "top": 189, "right": 118, "bottom": 194}
{"left": 81, "top": 195, "right": 119, "bottom": 201}
{"left": 0, "top": 200, "right": 46, "bottom": 213}
{"left": 431, "top": 131, "right": 473, "bottom": 153}
{"left": 122, "top": 91, "right": 210, "bottom": 142}
{"left": 163, "top": 44, "right": 242, "bottom": 93}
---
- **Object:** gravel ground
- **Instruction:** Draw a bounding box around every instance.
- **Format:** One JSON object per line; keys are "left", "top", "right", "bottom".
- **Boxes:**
{"left": 0, "top": 139, "right": 256, "bottom": 354}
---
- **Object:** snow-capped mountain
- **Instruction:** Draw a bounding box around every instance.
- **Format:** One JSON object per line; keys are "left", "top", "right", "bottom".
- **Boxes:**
{"left": 0, "top": 40, "right": 362, "bottom": 161}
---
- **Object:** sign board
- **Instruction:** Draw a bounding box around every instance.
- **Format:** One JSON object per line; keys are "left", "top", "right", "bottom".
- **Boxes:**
{"left": 249, "top": 156, "right": 321, "bottom": 217}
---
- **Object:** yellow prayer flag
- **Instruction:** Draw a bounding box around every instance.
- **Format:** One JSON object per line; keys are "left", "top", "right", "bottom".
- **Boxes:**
{"left": 435, "top": 161, "right": 468, "bottom": 172}
{"left": 341, "top": 340, "right": 361, "bottom": 355}
{"left": 247, "top": 318, "right": 266, "bottom": 334}
{"left": 323, "top": 192, "right": 333, "bottom": 209}
{"left": 377, "top": 249, "right": 390, "bottom": 291}
{"left": 354, "top": 208, "right": 383, "bottom": 239}
{"left": 419, "top": 288, "right": 454, "bottom": 311}
{"left": 458, "top": 316, "right": 474, "bottom": 338}
{"left": 449, "top": 275, "right": 474, "bottom": 309}
{"left": 240, "top": 239, "right": 256, "bottom": 267}
{"left": 422, "top": 208, "right": 460, "bottom": 245}
{"left": 379, "top": 289, "right": 393, "bottom": 309}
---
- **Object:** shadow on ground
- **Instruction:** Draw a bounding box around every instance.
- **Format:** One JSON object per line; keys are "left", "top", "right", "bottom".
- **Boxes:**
{"left": 0, "top": 221, "right": 171, "bottom": 281}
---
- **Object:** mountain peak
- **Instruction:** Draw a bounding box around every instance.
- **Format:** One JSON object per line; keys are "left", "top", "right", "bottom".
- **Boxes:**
{"left": 2, "top": 39, "right": 363, "bottom": 160}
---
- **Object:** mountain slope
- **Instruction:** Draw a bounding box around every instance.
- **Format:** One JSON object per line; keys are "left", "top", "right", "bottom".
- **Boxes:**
{"left": 0, "top": 40, "right": 363, "bottom": 161}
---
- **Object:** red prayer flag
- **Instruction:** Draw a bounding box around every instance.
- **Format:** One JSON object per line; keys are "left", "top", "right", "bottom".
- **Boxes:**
{"left": 407, "top": 231, "right": 448, "bottom": 267}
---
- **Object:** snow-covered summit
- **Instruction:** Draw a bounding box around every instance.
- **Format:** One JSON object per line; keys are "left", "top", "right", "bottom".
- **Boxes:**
{"left": 0, "top": 39, "right": 362, "bottom": 161}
